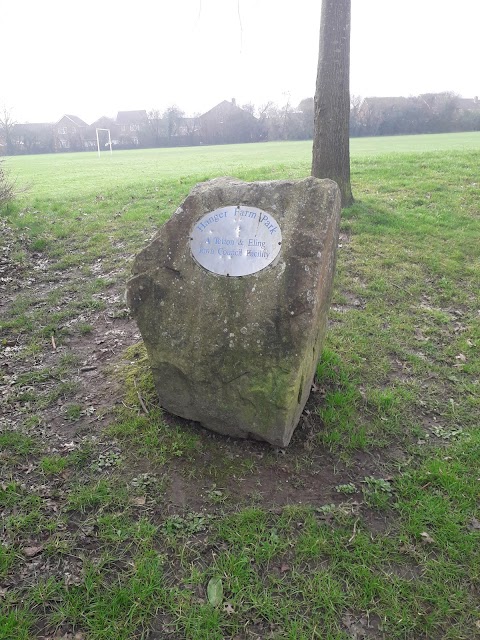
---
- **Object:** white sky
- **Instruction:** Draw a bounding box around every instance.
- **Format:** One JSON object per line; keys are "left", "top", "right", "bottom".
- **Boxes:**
{"left": 2, "top": 0, "right": 479, "bottom": 124}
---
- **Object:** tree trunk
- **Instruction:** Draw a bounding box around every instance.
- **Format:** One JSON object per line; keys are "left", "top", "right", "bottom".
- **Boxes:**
{"left": 312, "top": 0, "right": 353, "bottom": 207}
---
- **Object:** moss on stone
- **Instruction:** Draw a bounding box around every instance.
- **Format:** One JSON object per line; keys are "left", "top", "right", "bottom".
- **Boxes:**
{"left": 127, "top": 177, "right": 341, "bottom": 446}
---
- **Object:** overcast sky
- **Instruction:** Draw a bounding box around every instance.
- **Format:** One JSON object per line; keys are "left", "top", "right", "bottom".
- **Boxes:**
{"left": 2, "top": 0, "right": 479, "bottom": 124}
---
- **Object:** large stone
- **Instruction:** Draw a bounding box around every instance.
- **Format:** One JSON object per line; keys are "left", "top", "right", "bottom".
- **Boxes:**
{"left": 127, "top": 176, "right": 341, "bottom": 447}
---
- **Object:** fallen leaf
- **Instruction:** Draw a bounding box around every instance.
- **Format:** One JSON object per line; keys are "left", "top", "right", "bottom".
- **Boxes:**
{"left": 23, "top": 545, "right": 43, "bottom": 557}
{"left": 131, "top": 496, "right": 146, "bottom": 506}
{"left": 468, "top": 517, "right": 480, "bottom": 531}
{"left": 455, "top": 353, "right": 467, "bottom": 362}
{"left": 223, "top": 602, "right": 235, "bottom": 614}
{"left": 280, "top": 563, "right": 290, "bottom": 573}
{"left": 207, "top": 576, "right": 223, "bottom": 607}
{"left": 420, "top": 532, "right": 435, "bottom": 544}
{"left": 414, "top": 329, "right": 429, "bottom": 342}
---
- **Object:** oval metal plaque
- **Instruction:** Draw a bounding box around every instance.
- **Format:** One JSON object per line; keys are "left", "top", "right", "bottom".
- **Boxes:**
{"left": 190, "top": 205, "right": 282, "bottom": 277}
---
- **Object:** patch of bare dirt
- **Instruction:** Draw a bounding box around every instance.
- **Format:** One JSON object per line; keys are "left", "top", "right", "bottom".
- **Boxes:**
{"left": 137, "top": 395, "right": 406, "bottom": 525}
{"left": 332, "top": 291, "right": 366, "bottom": 313}
{"left": 342, "top": 612, "right": 385, "bottom": 639}
{"left": 1, "top": 217, "right": 406, "bottom": 543}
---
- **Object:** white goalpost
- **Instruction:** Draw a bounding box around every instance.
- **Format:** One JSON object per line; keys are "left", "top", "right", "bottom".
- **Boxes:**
{"left": 96, "top": 128, "right": 112, "bottom": 157}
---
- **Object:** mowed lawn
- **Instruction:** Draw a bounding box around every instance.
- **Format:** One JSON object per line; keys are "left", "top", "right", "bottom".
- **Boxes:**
{"left": 1, "top": 133, "right": 479, "bottom": 639}
{"left": 6, "top": 131, "right": 480, "bottom": 200}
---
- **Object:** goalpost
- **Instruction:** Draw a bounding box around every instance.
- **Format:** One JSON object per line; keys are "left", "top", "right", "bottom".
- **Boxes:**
{"left": 96, "top": 128, "right": 112, "bottom": 157}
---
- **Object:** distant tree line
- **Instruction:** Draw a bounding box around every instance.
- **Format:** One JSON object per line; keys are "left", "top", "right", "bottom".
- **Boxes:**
{"left": 238, "top": 92, "right": 480, "bottom": 141}
{"left": 1, "top": 92, "right": 479, "bottom": 155}
{"left": 350, "top": 92, "right": 480, "bottom": 137}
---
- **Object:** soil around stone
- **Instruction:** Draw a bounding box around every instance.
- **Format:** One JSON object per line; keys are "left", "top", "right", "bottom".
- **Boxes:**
{"left": 1, "top": 216, "right": 416, "bottom": 640}
{"left": 1, "top": 216, "right": 405, "bottom": 519}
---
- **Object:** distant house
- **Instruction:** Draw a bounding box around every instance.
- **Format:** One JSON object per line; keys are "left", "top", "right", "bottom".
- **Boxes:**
{"left": 85, "top": 116, "right": 119, "bottom": 150}
{"left": 115, "top": 110, "right": 149, "bottom": 147}
{"left": 454, "top": 96, "right": 480, "bottom": 131}
{"left": 358, "top": 96, "right": 417, "bottom": 123}
{"left": 198, "top": 99, "right": 260, "bottom": 144}
{"left": 360, "top": 96, "right": 416, "bottom": 114}
{"left": 357, "top": 97, "right": 428, "bottom": 135}
{"left": 457, "top": 96, "right": 480, "bottom": 112}
{"left": 55, "top": 114, "right": 88, "bottom": 151}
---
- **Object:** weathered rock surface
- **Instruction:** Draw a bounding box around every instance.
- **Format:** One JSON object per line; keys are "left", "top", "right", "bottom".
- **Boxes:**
{"left": 127, "top": 176, "right": 341, "bottom": 447}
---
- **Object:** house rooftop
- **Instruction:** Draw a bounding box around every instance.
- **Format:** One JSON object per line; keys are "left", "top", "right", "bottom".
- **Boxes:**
{"left": 199, "top": 100, "right": 257, "bottom": 120}
{"left": 116, "top": 110, "right": 148, "bottom": 124}
{"left": 59, "top": 114, "right": 88, "bottom": 127}
{"left": 90, "top": 116, "right": 116, "bottom": 127}
{"left": 457, "top": 97, "right": 480, "bottom": 110}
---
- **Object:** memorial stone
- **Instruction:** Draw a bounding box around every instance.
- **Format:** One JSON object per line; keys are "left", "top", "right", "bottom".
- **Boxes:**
{"left": 127, "top": 176, "right": 341, "bottom": 447}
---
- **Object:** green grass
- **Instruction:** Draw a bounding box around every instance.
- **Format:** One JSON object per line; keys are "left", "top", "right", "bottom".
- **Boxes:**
{"left": 39, "top": 455, "right": 70, "bottom": 475}
{"left": 5, "top": 133, "right": 480, "bottom": 201}
{"left": 0, "top": 431, "right": 36, "bottom": 456}
{"left": 1, "top": 135, "right": 479, "bottom": 639}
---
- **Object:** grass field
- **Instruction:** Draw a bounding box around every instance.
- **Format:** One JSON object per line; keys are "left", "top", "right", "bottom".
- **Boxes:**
{"left": 5, "top": 132, "right": 480, "bottom": 201}
{"left": 1, "top": 133, "right": 479, "bottom": 639}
